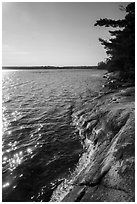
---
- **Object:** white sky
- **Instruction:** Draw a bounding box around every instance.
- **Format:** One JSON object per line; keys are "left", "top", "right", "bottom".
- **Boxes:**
{"left": 2, "top": 2, "right": 129, "bottom": 66}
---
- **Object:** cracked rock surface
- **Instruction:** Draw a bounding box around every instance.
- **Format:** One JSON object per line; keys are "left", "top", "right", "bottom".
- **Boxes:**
{"left": 50, "top": 86, "right": 135, "bottom": 202}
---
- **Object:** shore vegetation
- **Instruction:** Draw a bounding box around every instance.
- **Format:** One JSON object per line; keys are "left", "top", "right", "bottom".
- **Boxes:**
{"left": 95, "top": 3, "right": 135, "bottom": 87}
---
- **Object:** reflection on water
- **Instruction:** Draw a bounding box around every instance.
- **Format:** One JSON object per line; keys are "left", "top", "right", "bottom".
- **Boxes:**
{"left": 2, "top": 69, "right": 105, "bottom": 201}
{"left": 3, "top": 182, "right": 10, "bottom": 188}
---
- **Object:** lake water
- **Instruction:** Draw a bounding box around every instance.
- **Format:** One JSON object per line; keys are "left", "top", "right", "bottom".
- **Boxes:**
{"left": 2, "top": 69, "right": 105, "bottom": 201}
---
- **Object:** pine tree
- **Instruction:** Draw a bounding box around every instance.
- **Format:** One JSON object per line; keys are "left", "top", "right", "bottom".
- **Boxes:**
{"left": 95, "top": 3, "right": 135, "bottom": 84}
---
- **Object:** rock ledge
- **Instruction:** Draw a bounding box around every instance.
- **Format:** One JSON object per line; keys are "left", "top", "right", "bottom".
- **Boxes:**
{"left": 50, "top": 86, "right": 135, "bottom": 202}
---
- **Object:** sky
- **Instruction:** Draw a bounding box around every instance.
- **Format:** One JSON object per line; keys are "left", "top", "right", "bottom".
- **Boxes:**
{"left": 2, "top": 2, "right": 129, "bottom": 66}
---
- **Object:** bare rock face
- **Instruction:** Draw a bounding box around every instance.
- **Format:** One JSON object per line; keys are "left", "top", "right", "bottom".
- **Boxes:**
{"left": 50, "top": 87, "right": 135, "bottom": 202}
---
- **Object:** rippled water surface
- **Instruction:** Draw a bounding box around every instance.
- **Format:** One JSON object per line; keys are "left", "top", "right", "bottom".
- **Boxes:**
{"left": 2, "top": 69, "right": 105, "bottom": 201}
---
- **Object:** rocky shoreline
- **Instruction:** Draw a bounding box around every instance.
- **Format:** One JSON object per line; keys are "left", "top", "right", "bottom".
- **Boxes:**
{"left": 50, "top": 79, "right": 135, "bottom": 202}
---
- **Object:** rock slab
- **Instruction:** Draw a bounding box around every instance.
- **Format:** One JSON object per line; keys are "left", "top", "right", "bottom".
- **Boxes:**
{"left": 51, "top": 87, "right": 135, "bottom": 202}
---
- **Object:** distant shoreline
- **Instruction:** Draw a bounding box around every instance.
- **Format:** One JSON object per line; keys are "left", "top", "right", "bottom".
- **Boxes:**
{"left": 2, "top": 66, "right": 97, "bottom": 70}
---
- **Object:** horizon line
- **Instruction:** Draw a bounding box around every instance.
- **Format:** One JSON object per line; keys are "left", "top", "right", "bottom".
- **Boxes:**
{"left": 2, "top": 65, "right": 97, "bottom": 67}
